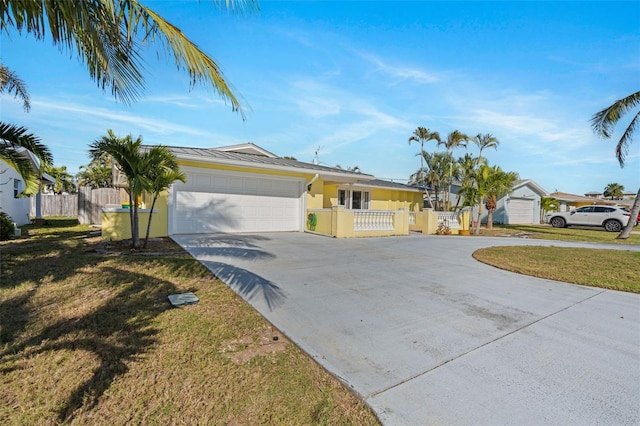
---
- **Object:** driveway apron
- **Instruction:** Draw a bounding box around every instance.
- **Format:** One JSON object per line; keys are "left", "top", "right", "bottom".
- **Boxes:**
{"left": 172, "top": 233, "right": 640, "bottom": 425}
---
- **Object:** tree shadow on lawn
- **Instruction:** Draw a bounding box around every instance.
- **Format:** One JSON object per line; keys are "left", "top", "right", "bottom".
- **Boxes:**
{"left": 1, "top": 264, "right": 183, "bottom": 423}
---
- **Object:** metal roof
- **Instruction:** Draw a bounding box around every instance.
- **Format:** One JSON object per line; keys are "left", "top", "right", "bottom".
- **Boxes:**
{"left": 142, "top": 145, "right": 375, "bottom": 181}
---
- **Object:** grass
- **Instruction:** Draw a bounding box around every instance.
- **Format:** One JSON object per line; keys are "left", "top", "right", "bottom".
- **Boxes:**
{"left": 0, "top": 218, "right": 379, "bottom": 425}
{"left": 471, "top": 224, "right": 640, "bottom": 292}
{"left": 477, "top": 223, "right": 640, "bottom": 245}
{"left": 473, "top": 246, "right": 640, "bottom": 293}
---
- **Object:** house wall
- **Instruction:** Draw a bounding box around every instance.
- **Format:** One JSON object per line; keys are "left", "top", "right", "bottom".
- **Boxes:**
{"left": 101, "top": 208, "right": 166, "bottom": 241}
{"left": 0, "top": 162, "right": 31, "bottom": 225}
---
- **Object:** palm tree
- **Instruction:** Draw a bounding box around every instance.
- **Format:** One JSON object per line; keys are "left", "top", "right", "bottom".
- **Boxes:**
{"left": 90, "top": 130, "right": 150, "bottom": 249}
{"left": 453, "top": 153, "right": 477, "bottom": 211}
{"left": 408, "top": 127, "right": 441, "bottom": 208}
{"left": 1, "top": 0, "right": 258, "bottom": 114}
{"left": 0, "top": 122, "right": 52, "bottom": 195}
{"left": 473, "top": 133, "right": 499, "bottom": 166}
{"left": 76, "top": 153, "right": 114, "bottom": 188}
{"left": 141, "top": 146, "right": 186, "bottom": 248}
{"left": 439, "top": 130, "right": 470, "bottom": 209}
{"left": 44, "top": 164, "right": 76, "bottom": 194}
{"left": 540, "top": 196, "right": 559, "bottom": 222}
{"left": 471, "top": 164, "right": 518, "bottom": 234}
{"left": 591, "top": 90, "right": 640, "bottom": 239}
{"left": 1, "top": 65, "right": 51, "bottom": 192}
{"left": 484, "top": 168, "right": 519, "bottom": 229}
{"left": 0, "top": 64, "right": 30, "bottom": 111}
{"left": 603, "top": 183, "right": 624, "bottom": 200}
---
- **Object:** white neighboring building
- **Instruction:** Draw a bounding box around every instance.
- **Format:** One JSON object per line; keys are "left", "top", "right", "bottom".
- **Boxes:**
{"left": 0, "top": 150, "right": 55, "bottom": 226}
{"left": 471, "top": 179, "right": 548, "bottom": 225}
{"left": 0, "top": 159, "right": 31, "bottom": 225}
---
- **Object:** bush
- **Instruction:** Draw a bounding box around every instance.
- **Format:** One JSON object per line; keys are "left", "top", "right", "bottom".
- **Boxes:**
{"left": 0, "top": 212, "right": 15, "bottom": 240}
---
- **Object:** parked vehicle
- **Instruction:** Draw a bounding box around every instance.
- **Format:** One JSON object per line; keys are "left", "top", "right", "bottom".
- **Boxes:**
{"left": 544, "top": 205, "right": 631, "bottom": 232}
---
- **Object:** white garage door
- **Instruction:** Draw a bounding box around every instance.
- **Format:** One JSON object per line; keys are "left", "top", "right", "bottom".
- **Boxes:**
{"left": 171, "top": 168, "right": 303, "bottom": 234}
{"left": 508, "top": 198, "right": 535, "bottom": 224}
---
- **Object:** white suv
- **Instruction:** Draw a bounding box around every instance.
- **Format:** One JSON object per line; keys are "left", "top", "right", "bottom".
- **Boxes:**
{"left": 544, "top": 205, "right": 631, "bottom": 232}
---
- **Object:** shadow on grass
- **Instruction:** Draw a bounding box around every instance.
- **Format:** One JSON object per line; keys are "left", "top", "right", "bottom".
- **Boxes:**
{"left": 1, "top": 220, "right": 188, "bottom": 422}
{"left": 1, "top": 264, "right": 180, "bottom": 423}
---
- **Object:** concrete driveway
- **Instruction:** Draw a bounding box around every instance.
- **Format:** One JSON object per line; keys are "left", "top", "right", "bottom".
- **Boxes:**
{"left": 172, "top": 232, "right": 640, "bottom": 425}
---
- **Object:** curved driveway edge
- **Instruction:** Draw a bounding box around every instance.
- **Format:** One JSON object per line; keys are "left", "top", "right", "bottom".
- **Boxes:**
{"left": 173, "top": 233, "right": 640, "bottom": 425}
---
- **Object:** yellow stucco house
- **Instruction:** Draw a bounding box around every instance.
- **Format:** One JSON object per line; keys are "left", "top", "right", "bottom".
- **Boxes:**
{"left": 102, "top": 143, "right": 426, "bottom": 240}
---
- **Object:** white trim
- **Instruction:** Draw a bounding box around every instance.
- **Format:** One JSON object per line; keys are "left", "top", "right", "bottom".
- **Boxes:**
{"left": 214, "top": 143, "right": 278, "bottom": 158}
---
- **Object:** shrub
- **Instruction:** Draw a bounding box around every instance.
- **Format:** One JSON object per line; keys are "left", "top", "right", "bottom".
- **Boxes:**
{"left": 0, "top": 212, "right": 15, "bottom": 240}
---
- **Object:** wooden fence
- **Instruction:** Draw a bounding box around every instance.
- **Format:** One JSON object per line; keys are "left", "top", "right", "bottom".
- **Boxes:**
{"left": 30, "top": 187, "right": 125, "bottom": 225}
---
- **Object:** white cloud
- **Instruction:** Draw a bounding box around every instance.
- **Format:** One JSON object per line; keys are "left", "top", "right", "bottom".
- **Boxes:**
{"left": 357, "top": 51, "right": 439, "bottom": 84}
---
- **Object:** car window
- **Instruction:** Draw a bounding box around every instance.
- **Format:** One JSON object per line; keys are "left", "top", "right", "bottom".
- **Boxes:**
{"left": 594, "top": 206, "right": 614, "bottom": 213}
{"left": 575, "top": 206, "right": 594, "bottom": 213}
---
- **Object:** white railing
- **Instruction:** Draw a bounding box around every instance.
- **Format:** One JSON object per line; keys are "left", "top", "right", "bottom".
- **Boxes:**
{"left": 353, "top": 210, "right": 395, "bottom": 231}
{"left": 409, "top": 211, "right": 417, "bottom": 226}
{"left": 436, "top": 211, "right": 460, "bottom": 229}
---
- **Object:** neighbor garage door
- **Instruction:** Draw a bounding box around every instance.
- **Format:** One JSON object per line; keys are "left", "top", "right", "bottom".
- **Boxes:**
{"left": 171, "top": 168, "right": 303, "bottom": 234}
{"left": 508, "top": 198, "right": 535, "bottom": 224}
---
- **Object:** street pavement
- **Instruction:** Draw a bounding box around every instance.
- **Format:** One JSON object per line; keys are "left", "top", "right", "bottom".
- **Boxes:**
{"left": 173, "top": 232, "right": 640, "bottom": 425}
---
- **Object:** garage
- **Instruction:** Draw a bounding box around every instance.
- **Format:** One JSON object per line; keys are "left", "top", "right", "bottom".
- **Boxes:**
{"left": 170, "top": 167, "right": 304, "bottom": 234}
{"left": 508, "top": 198, "right": 535, "bottom": 224}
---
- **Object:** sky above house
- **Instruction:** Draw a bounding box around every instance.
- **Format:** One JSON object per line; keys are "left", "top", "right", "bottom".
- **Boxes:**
{"left": 1, "top": 1, "right": 639, "bottom": 195}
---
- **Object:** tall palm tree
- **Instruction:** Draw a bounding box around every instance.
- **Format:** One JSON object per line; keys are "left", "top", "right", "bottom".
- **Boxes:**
{"left": 408, "top": 127, "right": 440, "bottom": 208}
{"left": 141, "top": 146, "right": 186, "bottom": 248}
{"left": 453, "top": 153, "right": 477, "bottom": 211}
{"left": 603, "top": 183, "right": 624, "bottom": 200}
{"left": 473, "top": 133, "right": 499, "bottom": 166}
{"left": 591, "top": 90, "right": 640, "bottom": 239}
{"left": 1, "top": 0, "right": 258, "bottom": 114}
{"left": 90, "top": 130, "right": 149, "bottom": 249}
{"left": 439, "top": 130, "right": 470, "bottom": 209}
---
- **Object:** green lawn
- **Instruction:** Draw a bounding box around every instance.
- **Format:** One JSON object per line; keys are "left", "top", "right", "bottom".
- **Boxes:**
{"left": 472, "top": 224, "right": 640, "bottom": 292}
{"left": 0, "top": 219, "right": 379, "bottom": 425}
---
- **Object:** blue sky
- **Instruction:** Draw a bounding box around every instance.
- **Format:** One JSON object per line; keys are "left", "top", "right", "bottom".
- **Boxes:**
{"left": 2, "top": 1, "right": 639, "bottom": 195}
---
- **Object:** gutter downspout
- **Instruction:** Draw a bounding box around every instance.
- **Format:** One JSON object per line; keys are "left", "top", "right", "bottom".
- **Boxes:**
{"left": 305, "top": 174, "right": 320, "bottom": 192}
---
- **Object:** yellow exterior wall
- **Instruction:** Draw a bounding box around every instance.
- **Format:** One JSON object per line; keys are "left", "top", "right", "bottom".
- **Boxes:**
{"left": 306, "top": 177, "right": 324, "bottom": 209}
{"left": 102, "top": 209, "right": 167, "bottom": 241}
{"left": 323, "top": 184, "right": 339, "bottom": 208}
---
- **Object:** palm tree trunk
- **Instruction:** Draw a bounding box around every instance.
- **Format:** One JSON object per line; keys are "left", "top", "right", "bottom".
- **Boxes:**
{"left": 127, "top": 190, "right": 135, "bottom": 248}
{"left": 143, "top": 196, "right": 158, "bottom": 249}
{"left": 474, "top": 203, "right": 483, "bottom": 235}
{"left": 487, "top": 209, "right": 494, "bottom": 230}
{"left": 618, "top": 187, "right": 640, "bottom": 239}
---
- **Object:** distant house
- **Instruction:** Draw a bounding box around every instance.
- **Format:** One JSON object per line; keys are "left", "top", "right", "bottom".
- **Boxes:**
{"left": 472, "top": 179, "right": 548, "bottom": 225}
{"left": 551, "top": 191, "right": 617, "bottom": 212}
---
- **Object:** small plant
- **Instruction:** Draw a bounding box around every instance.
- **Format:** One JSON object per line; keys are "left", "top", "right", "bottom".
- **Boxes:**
{"left": 0, "top": 212, "right": 15, "bottom": 240}
{"left": 436, "top": 219, "right": 451, "bottom": 235}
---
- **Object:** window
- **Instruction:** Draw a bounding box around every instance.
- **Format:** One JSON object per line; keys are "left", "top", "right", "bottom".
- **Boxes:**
{"left": 575, "top": 206, "right": 594, "bottom": 213}
{"left": 337, "top": 187, "right": 370, "bottom": 209}
{"left": 338, "top": 189, "right": 348, "bottom": 206}
{"left": 594, "top": 206, "right": 615, "bottom": 213}
{"left": 13, "top": 179, "right": 21, "bottom": 198}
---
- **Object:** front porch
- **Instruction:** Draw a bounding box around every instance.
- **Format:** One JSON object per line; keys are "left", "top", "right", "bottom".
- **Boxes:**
{"left": 306, "top": 207, "right": 471, "bottom": 237}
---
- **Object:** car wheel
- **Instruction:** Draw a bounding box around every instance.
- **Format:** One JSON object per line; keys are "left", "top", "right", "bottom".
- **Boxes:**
{"left": 604, "top": 219, "right": 622, "bottom": 232}
{"left": 550, "top": 217, "right": 566, "bottom": 228}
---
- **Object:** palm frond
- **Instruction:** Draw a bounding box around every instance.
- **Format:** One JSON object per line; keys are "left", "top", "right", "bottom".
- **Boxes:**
{"left": 0, "top": 64, "right": 31, "bottom": 111}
